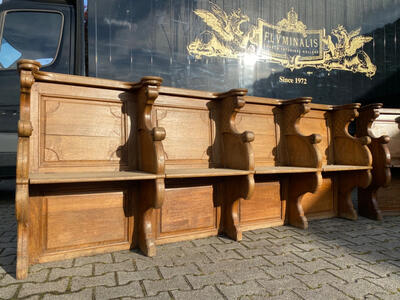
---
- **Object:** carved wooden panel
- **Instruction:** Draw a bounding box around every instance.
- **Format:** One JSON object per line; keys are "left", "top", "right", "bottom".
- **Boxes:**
{"left": 298, "top": 111, "right": 330, "bottom": 164}
{"left": 156, "top": 107, "right": 212, "bottom": 167}
{"left": 240, "top": 181, "right": 281, "bottom": 223}
{"left": 302, "top": 177, "right": 334, "bottom": 215}
{"left": 41, "top": 98, "right": 124, "bottom": 163}
{"left": 237, "top": 113, "right": 277, "bottom": 166}
{"left": 44, "top": 191, "right": 129, "bottom": 251}
{"left": 159, "top": 185, "right": 216, "bottom": 235}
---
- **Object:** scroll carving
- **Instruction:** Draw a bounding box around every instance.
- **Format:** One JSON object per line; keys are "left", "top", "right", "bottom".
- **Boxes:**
{"left": 16, "top": 60, "right": 41, "bottom": 279}
{"left": 280, "top": 97, "right": 322, "bottom": 168}
{"left": 131, "top": 77, "right": 166, "bottom": 256}
{"left": 216, "top": 89, "right": 255, "bottom": 241}
{"left": 332, "top": 103, "right": 372, "bottom": 166}
{"left": 279, "top": 97, "right": 322, "bottom": 229}
{"left": 357, "top": 103, "right": 391, "bottom": 220}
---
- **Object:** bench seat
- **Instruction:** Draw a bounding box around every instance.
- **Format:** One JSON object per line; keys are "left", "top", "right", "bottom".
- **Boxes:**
{"left": 29, "top": 170, "right": 161, "bottom": 184}
{"left": 165, "top": 168, "right": 252, "bottom": 178}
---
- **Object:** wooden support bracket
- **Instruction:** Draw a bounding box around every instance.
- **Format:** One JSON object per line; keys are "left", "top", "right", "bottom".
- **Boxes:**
{"left": 15, "top": 60, "right": 41, "bottom": 279}
{"left": 280, "top": 98, "right": 323, "bottom": 229}
{"left": 216, "top": 89, "right": 255, "bottom": 241}
{"left": 132, "top": 77, "right": 165, "bottom": 256}
{"left": 357, "top": 103, "right": 391, "bottom": 220}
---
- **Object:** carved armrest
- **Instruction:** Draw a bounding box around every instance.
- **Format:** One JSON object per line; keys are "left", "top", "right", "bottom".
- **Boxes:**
{"left": 331, "top": 103, "right": 372, "bottom": 166}
{"left": 132, "top": 77, "right": 165, "bottom": 176}
{"left": 215, "top": 89, "right": 255, "bottom": 171}
{"left": 280, "top": 97, "right": 322, "bottom": 168}
{"left": 357, "top": 103, "right": 391, "bottom": 187}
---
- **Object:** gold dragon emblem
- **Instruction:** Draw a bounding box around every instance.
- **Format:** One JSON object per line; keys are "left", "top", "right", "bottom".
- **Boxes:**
{"left": 187, "top": 3, "right": 376, "bottom": 78}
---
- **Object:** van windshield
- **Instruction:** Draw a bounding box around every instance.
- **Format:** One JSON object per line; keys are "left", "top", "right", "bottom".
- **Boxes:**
{"left": 0, "top": 11, "right": 63, "bottom": 69}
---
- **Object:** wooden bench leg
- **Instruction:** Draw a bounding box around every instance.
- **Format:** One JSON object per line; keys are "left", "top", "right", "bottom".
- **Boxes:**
{"left": 338, "top": 170, "right": 372, "bottom": 220}
{"left": 221, "top": 175, "right": 254, "bottom": 241}
{"left": 358, "top": 186, "right": 383, "bottom": 220}
{"left": 222, "top": 196, "right": 242, "bottom": 241}
{"left": 136, "top": 179, "right": 164, "bottom": 257}
{"left": 287, "top": 172, "right": 322, "bottom": 229}
{"left": 16, "top": 184, "right": 29, "bottom": 279}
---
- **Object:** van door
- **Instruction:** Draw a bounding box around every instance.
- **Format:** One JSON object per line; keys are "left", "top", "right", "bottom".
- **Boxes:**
{"left": 0, "top": 0, "right": 74, "bottom": 181}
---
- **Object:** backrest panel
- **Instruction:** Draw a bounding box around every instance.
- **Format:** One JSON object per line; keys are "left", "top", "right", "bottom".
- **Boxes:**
{"left": 237, "top": 103, "right": 278, "bottom": 166}
{"left": 30, "top": 82, "right": 131, "bottom": 173}
{"left": 298, "top": 109, "right": 331, "bottom": 165}
{"left": 154, "top": 94, "right": 216, "bottom": 169}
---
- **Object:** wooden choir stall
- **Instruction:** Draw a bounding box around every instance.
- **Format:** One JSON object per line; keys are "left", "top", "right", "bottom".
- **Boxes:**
{"left": 15, "top": 60, "right": 391, "bottom": 279}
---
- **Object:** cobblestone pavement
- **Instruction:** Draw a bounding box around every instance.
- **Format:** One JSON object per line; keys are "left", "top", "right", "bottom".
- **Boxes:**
{"left": 1, "top": 197, "right": 400, "bottom": 300}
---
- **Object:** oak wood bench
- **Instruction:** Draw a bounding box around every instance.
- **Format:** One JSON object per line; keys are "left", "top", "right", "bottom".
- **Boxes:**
{"left": 15, "top": 59, "right": 375, "bottom": 279}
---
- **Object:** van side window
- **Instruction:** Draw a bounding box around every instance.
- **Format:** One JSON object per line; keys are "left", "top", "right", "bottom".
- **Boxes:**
{"left": 0, "top": 11, "right": 63, "bottom": 69}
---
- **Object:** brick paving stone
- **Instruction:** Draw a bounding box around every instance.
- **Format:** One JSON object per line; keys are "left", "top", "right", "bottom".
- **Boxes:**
{"left": 94, "top": 260, "right": 135, "bottom": 275}
{"left": 172, "top": 285, "right": 224, "bottom": 300}
{"left": 326, "top": 265, "right": 380, "bottom": 283}
{"left": 263, "top": 252, "right": 305, "bottom": 266}
{"left": 260, "top": 262, "right": 307, "bottom": 278}
{"left": 217, "top": 280, "right": 268, "bottom": 298}
{"left": 191, "top": 236, "right": 225, "bottom": 246}
{"left": 18, "top": 278, "right": 69, "bottom": 298}
{"left": 346, "top": 243, "right": 388, "bottom": 253}
{"left": 380, "top": 249, "right": 400, "bottom": 260}
{"left": 203, "top": 249, "right": 243, "bottom": 263}
{"left": 186, "top": 272, "right": 233, "bottom": 289}
{"left": 225, "top": 266, "right": 271, "bottom": 283}
{"left": 42, "top": 288, "right": 93, "bottom": 300}
{"left": 198, "top": 256, "right": 270, "bottom": 274}
{"left": 113, "top": 250, "right": 143, "bottom": 263}
{"left": 293, "top": 284, "right": 351, "bottom": 300}
{"left": 211, "top": 242, "right": 248, "bottom": 252}
{"left": 49, "top": 264, "right": 92, "bottom": 281}
{"left": 374, "top": 292, "right": 400, "bottom": 299}
{"left": 143, "top": 276, "right": 190, "bottom": 296}
{"left": 30, "top": 259, "right": 74, "bottom": 273}
{"left": 242, "top": 230, "right": 276, "bottom": 241}
{"left": 240, "top": 239, "right": 274, "bottom": 249}
{"left": 0, "top": 248, "right": 16, "bottom": 257}
{"left": 351, "top": 251, "right": 393, "bottom": 264}
{"left": 324, "top": 254, "right": 371, "bottom": 268}
{"left": 293, "top": 258, "right": 339, "bottom": 273}
{"left": 270, "top": 244, "right": 309, "bottom": 255}
{"left": 257, "top": 276, "right": 308, "bottom": 296}
{"left": 0, "top": 255, "right": 15, "bottom": 266}
{"left": 294, "top": 270, "right": 346, "bottom": 288}
{"left": 331, "top": 278, "right": 388, "bottom": 299}
{"left": 135, "top": 256, "right": 174, "bottom": 270}
{"left": 0, "top": 284, "right": 18, "bottom": 299}
{"left": 0, "top": 269, "right": 49, "bottom": 286}
{"left": 269, "top": 229, "right": 297, "bottom": 238}
{"left": 291, "top": 241, "right": 333, "bottom": 251}
{"left": 357, "top": 261, "right": 400, "bottom": 277}
{"left": 365, "top": 273, "right": 400, "bottom": 293}
{"left": 74, "top": 253, "right": 113, "bottom": 267}
{"left": 129, "top": 292, "right": 171, "bottom": 300}
{"left": 95, "top": 281, "right": 144, "bottom": 299}
{"left": 248, "top": 290, "right": 302, "bottom": 300}
{"left": 117, "top": 269, "right": 160, "bottom": 284}
{"left": 235, "top": 247, "right": 276, "bottom": 258}
{"left": 159, "top": 263, "right": 201, "bottom": 279}
{"left": 292, "top": 248, "right": 335, "bottom": 261}
{"left": 269, "top": 237, "right": 301, "bottom": 247}
{"left": 71, "top": 272, "right": 116, "bottom": 292}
